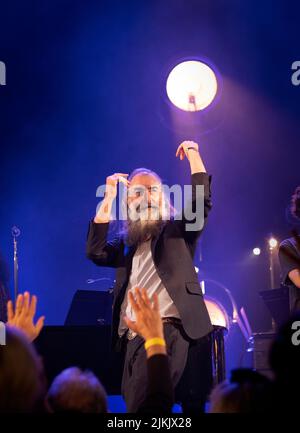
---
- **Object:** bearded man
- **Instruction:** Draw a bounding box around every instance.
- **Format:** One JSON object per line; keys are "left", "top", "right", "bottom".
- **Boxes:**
{"left": 86, "top": 140, "right": 213, "bottom": 413}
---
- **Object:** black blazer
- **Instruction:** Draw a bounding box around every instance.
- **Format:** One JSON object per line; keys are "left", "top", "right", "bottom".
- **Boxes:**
{"left": 86, "top": 172, "right": 213, "bottom": 348}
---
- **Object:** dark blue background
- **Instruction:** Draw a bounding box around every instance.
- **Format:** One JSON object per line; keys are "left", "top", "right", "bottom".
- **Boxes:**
{"left": 0, "top": 0, "right": 299, "bottom": 375}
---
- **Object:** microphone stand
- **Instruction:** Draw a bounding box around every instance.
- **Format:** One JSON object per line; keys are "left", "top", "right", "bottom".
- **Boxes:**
{"left": 11, "top": 226, "right": 20, "bottom": 301}
{"left": 268, "top": 241, "right": 277, "bottom": 331}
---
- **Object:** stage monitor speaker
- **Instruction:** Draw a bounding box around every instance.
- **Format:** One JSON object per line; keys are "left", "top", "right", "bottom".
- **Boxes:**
{"left": 259, "top": 285, "right": 300, "bottom": 329}
{"left": 250, "top": 331, "right": 275, "bottom": 379}
{"left": 65, "top": 290, "right": 113, "bottom": 326}
{"left": 34, "top": 325, "right": 123, "bottom": 394}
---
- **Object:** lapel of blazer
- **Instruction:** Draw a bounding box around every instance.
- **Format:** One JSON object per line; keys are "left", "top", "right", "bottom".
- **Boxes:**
{"left": 116, "top": 243, "right": 137, "bottom": 305}
{"left": 150, "top": 222, "right": 165, "bottom": 261}
{"left": 124, "top": 243, "right": 137, "bottom": 274}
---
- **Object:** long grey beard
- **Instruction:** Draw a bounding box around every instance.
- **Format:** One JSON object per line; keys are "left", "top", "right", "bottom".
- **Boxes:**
{"left": 122, "top": 219, "right": 165, "bottom": 246}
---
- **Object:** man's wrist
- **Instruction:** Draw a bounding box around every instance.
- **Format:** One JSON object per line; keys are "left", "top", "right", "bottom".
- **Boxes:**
{"left": 93, "top": 196, "right": 115, "bottom": 223}
{"left": 187, "top": 147, "right": 200, "bottom": 161}
{"left": 103, "top": 192, "right": 116, "bottom": 202}
{"left": 94, "top": 216, "right": 106, "bottom": 223}
{"left": 187, "top": 147, "right": 199, "bottom": 153}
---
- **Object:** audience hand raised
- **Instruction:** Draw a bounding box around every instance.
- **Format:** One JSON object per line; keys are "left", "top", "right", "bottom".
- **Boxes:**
{"left": 7, "top": 291, "right": 45, "bottom": 342}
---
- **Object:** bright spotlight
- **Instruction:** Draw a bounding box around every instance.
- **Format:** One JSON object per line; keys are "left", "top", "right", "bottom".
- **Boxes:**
{"left": 253, "top": 247, "right": 261, "bottom": 256}
{"left": 166, "top": 60, "right": 218, "bottom": 112}
{"left": 268, "top": 237, "right": 278, "bottom": 249}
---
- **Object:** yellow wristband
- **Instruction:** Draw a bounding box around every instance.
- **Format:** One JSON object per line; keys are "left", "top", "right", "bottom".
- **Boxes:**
{"left": 144, "top": 338, "right": 166, "bottom": 350}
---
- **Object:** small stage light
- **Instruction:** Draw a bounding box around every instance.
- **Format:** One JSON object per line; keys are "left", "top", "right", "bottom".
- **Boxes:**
{"left": 268, "top": 237, "right": 278, "bottom": 249}
{"left": 253, "top": 247, "right": 261, "bottom": 256}
{"left": 166, "top": 60, "right": 218, "bottom": 111}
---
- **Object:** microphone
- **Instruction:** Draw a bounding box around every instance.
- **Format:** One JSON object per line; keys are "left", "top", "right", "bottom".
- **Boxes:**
{"left": 11, "top": 226, "right": 21, "bottom": 237}
{"left": 86, "top": 277, "right": 113, "bottom": 284}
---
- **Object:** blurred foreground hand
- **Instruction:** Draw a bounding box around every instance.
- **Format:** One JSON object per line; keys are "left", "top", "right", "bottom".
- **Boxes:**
{"left": 7, "top": 291, "right": 45, "bottom": 342}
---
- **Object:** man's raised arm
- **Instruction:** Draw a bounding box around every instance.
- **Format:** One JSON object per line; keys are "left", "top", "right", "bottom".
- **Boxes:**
{"left": 175, "top": 140, "right": 212, "bottom": 241}
{"left": 86, "top": 173, "right": 129, "bottom": 267}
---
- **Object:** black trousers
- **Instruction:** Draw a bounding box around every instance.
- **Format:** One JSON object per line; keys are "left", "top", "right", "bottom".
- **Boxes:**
{"left": 121, "top": 321, "right": 213, "bottom": 413}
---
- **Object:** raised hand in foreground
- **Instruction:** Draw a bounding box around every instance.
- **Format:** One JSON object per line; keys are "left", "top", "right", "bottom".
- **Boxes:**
{"left": 7, "top": 291, "right": 45, "bottom": 342}
{"left": 124, "top": 287, "right": 166, "bottom": 358}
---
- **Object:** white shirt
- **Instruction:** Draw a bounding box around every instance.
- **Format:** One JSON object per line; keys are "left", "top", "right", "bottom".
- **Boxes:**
{"left": 118, "top": 239, "right": 180, "bottom": 338}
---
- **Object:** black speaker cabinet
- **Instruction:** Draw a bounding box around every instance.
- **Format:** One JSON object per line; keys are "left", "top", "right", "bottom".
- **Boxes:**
{"left": 35, "top": 291, "right": 122, "bottom": 393}
{"left": 259, "top": 285, "right": 300, "bottom": 331}
{"left": 65, "top": 290, "right": 113, "bottom": 326}
{"left": 249, "top": 331, "right": 275, "bottom": 379}
{"left": 34, "top": 325, "right": 123, "bottom": 395}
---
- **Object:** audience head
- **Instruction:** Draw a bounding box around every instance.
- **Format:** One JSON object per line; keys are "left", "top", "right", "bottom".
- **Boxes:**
{"left": 269, "top": 312, "right": 300, "bottom": 387}
{"left": 46, "top": 367, "right": 108, "bottom": 413}
{"left": 209, "top": 368, "right": 273, "bottom": 413}
{"left": 0, "top": 326, "right": 45, "bottom": 412}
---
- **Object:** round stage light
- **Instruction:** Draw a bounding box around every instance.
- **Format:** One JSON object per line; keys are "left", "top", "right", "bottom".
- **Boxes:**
{"left": 253, "top": 247, "right": 261, "bottom": 256}
{"left": 166, "top": 60, "right": 218, "bottom": 112}
{"left": 268, "top": 237, "right": 278, "bottom": 249}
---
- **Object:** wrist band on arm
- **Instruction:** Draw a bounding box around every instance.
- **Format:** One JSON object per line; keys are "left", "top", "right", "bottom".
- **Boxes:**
{"left": 187, "top": 147, "right": 198, "bottom": 152}
{"left": 144, "top": 337, "right": 166, "bottom": 350}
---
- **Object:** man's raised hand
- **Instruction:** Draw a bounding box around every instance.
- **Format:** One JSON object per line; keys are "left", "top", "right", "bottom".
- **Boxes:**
{"left": 175, "top": 140, "right": 199, "bottom": 161}
{"left": 105, "top": 173, "right": 129, "bottom": 199}
{"left": 94, "top": 172, "right": 129, "bottom": 223}
{"left": 175, "top": 140, "right": 206, "bottom": 174}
